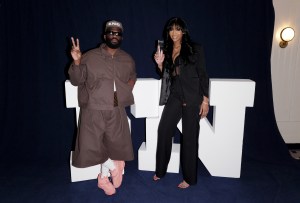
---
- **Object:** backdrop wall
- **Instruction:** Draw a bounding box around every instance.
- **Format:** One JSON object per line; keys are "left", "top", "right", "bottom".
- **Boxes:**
{"left": 0, "top": 0, "right": 293, "bottom": 166}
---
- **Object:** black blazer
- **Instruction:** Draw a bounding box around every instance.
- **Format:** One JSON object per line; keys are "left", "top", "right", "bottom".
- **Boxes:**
{"left": 159, "top": 44, "right": 209, "bottom": 106}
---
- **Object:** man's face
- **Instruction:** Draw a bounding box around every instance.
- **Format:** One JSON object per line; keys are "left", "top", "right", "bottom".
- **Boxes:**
{"left": 104, "top": 27, "right": 123, "bottom": 49}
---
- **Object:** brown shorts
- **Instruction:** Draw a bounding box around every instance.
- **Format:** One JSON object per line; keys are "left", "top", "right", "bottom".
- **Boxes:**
{"left": 72, "top": 107, "right": 134, "bottom": 168}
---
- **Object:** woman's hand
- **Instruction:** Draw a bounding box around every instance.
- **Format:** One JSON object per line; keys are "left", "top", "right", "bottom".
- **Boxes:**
{"left": 154, "top": 45, "right": 165, "bottom": 71}
{"left": 70, "top": 37, "right": 82, "bottom": 65}
{"left": 199, "top": 96, "right": 209, "bottom": 119}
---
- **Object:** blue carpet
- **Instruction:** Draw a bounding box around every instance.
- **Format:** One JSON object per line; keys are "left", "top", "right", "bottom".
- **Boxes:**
{"left": 1, "top": 158, "right": 300, "bottom": 203}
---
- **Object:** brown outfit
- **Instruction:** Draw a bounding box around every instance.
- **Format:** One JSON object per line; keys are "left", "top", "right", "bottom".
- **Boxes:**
{"left": 68, "top": 43, "right": 136, "bottom": 168}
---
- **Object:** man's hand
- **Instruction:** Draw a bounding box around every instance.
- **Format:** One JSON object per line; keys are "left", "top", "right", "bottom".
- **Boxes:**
{"left": 70, "top": 37, "right": 82, "bottom": 65}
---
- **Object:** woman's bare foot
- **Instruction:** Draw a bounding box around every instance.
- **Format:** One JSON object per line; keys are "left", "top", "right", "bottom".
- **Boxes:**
{"left": 153, "top": 175, "right": 160, "bottom": 181}
{"left": 177, "top": 180, "right": 190, "bottom": 189}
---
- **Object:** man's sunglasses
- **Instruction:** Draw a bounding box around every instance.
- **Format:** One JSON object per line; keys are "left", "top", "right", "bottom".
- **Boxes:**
{"left": 105, "top": 31, "right": 123, "bottom": 37}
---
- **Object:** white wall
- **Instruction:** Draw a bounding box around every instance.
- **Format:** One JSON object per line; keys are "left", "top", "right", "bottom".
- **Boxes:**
{"left": 271, "top": 0, "right": 300, "bottom": 143}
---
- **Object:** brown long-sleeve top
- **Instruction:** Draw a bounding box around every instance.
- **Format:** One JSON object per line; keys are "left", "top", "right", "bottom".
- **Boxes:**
{"left": 68, "top": 43, "right": 136, "bottom": 110}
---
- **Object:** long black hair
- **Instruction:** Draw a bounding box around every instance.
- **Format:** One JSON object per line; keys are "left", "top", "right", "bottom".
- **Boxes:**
{"left": 162, "top": 17, "right": 195, "bottom": 65}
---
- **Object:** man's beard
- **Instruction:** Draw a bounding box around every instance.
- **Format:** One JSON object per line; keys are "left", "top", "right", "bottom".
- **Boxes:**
{"left": 106, "top": 38, "right": 122, "bottom": 49}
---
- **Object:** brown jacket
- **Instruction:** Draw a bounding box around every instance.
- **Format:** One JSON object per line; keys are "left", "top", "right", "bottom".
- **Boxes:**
{"left": 68, "top": 43, "right": 136, "bottom": 110}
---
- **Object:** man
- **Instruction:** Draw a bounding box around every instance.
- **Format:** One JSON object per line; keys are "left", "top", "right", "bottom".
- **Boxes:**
{"left": 68, "top": 20, "right": 136, "bottom": 195}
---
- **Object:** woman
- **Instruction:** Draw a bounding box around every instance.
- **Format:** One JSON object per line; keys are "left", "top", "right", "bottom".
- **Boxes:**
{"left": 153, "top": 17, "right": 209, "bottom": 189}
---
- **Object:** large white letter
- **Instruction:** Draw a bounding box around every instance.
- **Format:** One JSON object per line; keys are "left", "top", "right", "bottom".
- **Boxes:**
{"left": 131, "top": 79, "right": 180, "bottom": 173}
{"left": 199, "top": 79, "right": 255, "bottom": 178}
{"left": 134, "top": 78, "right": 255, "bottom": 178}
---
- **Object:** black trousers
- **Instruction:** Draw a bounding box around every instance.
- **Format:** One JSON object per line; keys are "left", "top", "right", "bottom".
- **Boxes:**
{"left": 155, "top": 94, "right": 200, "bottom": 185}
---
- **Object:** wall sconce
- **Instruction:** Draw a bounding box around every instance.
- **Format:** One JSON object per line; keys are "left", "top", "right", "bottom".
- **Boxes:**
{"left": 279, "top": 27, "right": 295, "bottom": 48}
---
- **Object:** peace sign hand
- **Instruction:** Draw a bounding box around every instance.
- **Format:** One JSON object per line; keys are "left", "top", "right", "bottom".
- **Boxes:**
{"left": 70, "top": 37, "right": 82, "bottom": 64}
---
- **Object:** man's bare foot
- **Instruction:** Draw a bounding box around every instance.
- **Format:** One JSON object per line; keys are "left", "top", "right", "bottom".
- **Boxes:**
{"left": 177, "top": 180, "right": 190, "bottom": 189}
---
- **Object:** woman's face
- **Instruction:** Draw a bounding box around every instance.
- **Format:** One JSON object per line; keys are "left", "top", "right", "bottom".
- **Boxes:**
{"left": 169, "top": 25, "right": 183, "bottom": 44}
